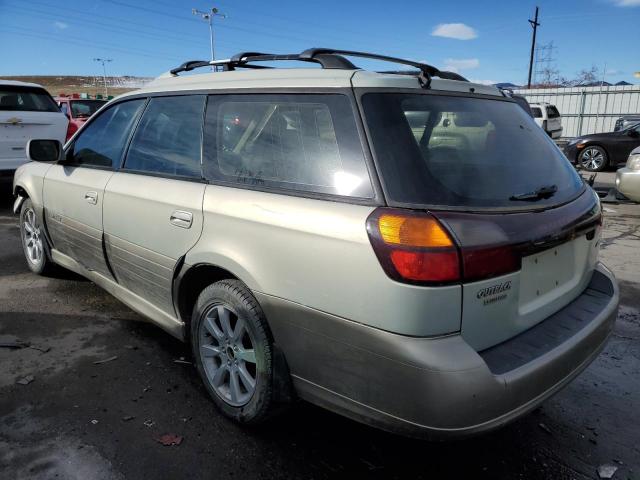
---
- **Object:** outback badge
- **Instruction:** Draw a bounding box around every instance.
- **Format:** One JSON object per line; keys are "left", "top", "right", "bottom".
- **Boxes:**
{"left": 477, "top": 280, "right": 512, "bottom": 306}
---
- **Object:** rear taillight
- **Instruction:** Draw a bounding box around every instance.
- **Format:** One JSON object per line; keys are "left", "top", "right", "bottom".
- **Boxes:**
{"left": 366, "top": 209, "right": 461, "bottom": 285}
{"left": 367, "top": 208, "right": 523, "bottom": 285}
{"left": 460, "top": 245, "right": 520, "bottom": 282}
{"left": 65, "top": 121, "right": 78, "bottom": 141}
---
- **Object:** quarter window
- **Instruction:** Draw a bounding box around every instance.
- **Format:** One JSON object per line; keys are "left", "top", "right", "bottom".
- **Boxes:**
{"left": 124, "top": 95, "right": 205, "bottom": 178}
{"left": 203, "top": 94, "right": 373, "bottom": 198}
{"left": 67, "top": 99, "right": 145, "bottom": 168}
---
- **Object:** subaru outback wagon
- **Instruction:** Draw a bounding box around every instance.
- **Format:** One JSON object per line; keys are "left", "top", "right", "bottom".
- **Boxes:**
{"left": 13, "top": 49, "right": 619, "bottom": 438}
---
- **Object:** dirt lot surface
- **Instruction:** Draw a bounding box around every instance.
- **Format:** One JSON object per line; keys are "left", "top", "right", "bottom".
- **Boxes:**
{"left": 0, "top": 180, "right": 638, "bottom": 480}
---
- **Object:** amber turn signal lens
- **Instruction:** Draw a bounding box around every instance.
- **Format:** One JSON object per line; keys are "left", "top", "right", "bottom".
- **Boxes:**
{"left": 378, "top": 214, "right": 453, "bottom": 248}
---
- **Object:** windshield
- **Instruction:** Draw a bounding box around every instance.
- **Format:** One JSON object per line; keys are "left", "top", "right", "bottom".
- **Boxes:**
{"left": 362, "top": 93, "right": 583, "bottom": 210}
{"left": 0, "top": 85, "right": 59, "bottom": 112}
{"left": 70, "top": 100, "right": 105, "bottom": 118}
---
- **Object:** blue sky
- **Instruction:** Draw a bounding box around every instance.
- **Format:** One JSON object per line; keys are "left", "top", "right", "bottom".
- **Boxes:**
{"left": 1, "top": 0, "right": 639, "bottom": 85}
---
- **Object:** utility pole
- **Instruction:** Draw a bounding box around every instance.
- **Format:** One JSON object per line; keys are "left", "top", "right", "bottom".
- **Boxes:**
{"left": 93, "top": 58, "right": 113, "bottom": 97}
{"left": 192, "top": 7, "right": 226, "bottom": 70}
{"left": 527, "top": 6, "right": 540, "bottom": 88}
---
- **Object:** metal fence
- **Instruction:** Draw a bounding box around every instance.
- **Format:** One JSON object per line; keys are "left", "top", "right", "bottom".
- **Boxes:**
{"left": 514, "top": 85, "right": 640, "bottom": 139}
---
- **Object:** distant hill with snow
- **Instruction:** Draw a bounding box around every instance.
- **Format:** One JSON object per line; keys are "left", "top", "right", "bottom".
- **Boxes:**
{"left": 1, "top": 75, "right": 154, "bottom": 97}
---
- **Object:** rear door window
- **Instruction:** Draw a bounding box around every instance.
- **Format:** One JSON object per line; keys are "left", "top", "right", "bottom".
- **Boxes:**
{"left": 124, "top": 95, "right": 205, "bottom": 178}
{"left": 531, "top": 107, "right": 542, "bottom": 118}
{"left": 67, "top": 99, "right": 145, "bottom": 168}
{"left": 203, "top": 94, "right": 373, "bottom": 198}
{"left": 0, "top": 85, "right": 59, "bottom": 112}
{"left": 362, "top": 93, "right": 583, "bottom": 210}
{"left": 546, "top": 106, "right": 560, "bottom": 118}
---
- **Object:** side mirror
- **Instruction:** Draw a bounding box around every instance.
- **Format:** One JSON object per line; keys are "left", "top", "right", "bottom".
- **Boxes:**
{"left": 27, "top": 139, "right": 63, "bottom": 163}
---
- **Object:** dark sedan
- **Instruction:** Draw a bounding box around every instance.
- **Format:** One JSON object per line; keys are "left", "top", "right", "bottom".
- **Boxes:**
{"left": 564, "top": 123, "right": 640, "bottom": 171}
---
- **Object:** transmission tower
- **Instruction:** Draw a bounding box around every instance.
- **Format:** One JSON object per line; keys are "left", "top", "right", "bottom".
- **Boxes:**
{"left": 533, "top": 41, "right": 558, "bottom": 86}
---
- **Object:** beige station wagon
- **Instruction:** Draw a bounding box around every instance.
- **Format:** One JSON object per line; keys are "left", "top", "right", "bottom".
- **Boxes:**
{"left": 13, "top": 49, "right": 619, "bottom": 438}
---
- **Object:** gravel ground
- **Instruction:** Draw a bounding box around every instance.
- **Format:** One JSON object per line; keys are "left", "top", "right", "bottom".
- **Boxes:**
{"left": 1, "top": 183, "right": 639, "bottom": 480}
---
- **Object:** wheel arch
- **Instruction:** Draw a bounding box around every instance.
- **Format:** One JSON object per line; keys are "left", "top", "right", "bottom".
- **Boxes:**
{"left": 174, "top": 262, "right": 240, "bottom": 331}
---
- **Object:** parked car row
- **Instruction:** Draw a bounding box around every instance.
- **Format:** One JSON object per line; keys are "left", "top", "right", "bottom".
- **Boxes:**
{"left": 1, "top": 80, "right": 106, "bottom": 183}
{"left": 12, "top": 49, "right": 619, "bottom": 439}
{"left": 0, "top": 80, "right": 67, "bottom": 183}
{"left": 564, "top": 122, "right": 640, "bottom": 171}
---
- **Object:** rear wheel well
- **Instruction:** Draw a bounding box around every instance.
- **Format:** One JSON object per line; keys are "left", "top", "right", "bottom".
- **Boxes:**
{"left": 176, "top": 263, "right": 238, "bottom": 332}
{"left": 14, "top": 186, "right": 28, "bottom": 198}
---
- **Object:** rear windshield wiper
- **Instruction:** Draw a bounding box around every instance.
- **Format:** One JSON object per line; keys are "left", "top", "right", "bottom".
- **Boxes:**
{"left": 509, "top": 184, "right": 557, "bottom": 202}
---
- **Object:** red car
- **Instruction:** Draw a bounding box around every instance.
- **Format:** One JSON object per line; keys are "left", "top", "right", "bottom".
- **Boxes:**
{"left": 55, "top": 95, "right": 107, "bottom": 141}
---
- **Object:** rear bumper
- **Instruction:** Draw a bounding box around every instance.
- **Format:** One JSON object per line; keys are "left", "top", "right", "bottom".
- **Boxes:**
{"left": 549, "top": 127, "right": 563, "bottom": 139}
{"left": 615, "top": 168, "right": 640, "bottom": 202}
{"left": 257, "top": 263, "right": 618, "bottom": 439}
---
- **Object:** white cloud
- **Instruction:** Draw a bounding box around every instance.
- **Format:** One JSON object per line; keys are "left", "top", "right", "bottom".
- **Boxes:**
{"left": 54, "top": 21, "right": 68, "bottom": 30}
{"left": 432, "top": 23, "right": 478, "bottom": 40}
{"left": 443, "top": 58, "right": 480, "bottom": 72}
{"left": 611, "top": 0, "right": 640, "bottom": 6}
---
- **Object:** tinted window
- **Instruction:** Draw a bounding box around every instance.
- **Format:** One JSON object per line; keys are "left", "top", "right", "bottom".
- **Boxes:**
{"left": 124, "top": 95, "right": 204, "bottom": 178}
{"left": 71, "top": 100, "right": 106, "bottom": 118}
{"left": 0, "top": 85, "right": 59, "bottom": 112}
{"left": 362, "top": 93, "right": 583, "bottom": 210}
{"left": 531, "top": 107, "right": 542, "bottom": 118}
{"left": 68, "top": 99, "right": 145, "bottom": 168}
{"left": 203, "top": 94, "right": 373, "bottom": 198}
{"left": 546, "top": 106, "right": 560, "bottom": 118}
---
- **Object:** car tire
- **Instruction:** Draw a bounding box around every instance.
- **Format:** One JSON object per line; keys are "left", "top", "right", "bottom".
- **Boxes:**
{"left": 19, "top": 199, "right": 55, "bottom": 275}
{"left": 191, "top": 279, "right": 277, "bottom": 424}
{"left": 579, "top": 145, "right": 608, "bottom": 172}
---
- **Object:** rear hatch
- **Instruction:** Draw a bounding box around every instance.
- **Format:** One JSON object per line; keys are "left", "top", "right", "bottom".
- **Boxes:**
{"left": 361, "top": 90, "right": 599, "bottom": 350}
{"left": 545, "top": 105, "right": 562, "bottom": 134}
{"left": 0, "top": 84, "right": 68, "bottom": 170}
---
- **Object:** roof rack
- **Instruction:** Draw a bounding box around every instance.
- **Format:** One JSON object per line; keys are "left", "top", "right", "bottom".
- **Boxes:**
{"left": 167, "top": 48, "right": 468, "bottom": 88}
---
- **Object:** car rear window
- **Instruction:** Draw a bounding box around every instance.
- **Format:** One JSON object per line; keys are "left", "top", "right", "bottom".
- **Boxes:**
{"left": 0, "top": 85, "right": 59, "bottom": 112}
{"left": 546, "top": 105, "right": 560, "bottom": 118}
{"left": 362, "top": 93, "right": 583, "bottom": 210}
{"left": 70, "top": 100, "right": 106, "bottom": 118}
{"left": 203, "top": 94, "right": 373, "bottom": 198}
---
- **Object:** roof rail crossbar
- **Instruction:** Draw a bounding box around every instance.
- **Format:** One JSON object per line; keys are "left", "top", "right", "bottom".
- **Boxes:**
{"left": 170, "top": 60, "right": 211, "bottom": 75}
{"left": 300, "top": 48, "right": 440, "bottom": 87}
{"left": 167, "top": 48, "right": 468, "bottom": 88}
{"left": 378, "top": 69, "right": 469, "bottom": 82}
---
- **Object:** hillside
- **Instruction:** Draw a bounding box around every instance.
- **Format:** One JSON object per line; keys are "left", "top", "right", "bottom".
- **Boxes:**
{"left": 1, "top": 75, "right": 153, "bottom": 97}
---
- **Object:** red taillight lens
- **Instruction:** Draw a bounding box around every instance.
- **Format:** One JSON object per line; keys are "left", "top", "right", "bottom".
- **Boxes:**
{"left": 65, "top": 121, "right": 78, "bottom": 141}
{"left": 390, "top": 250, "right": 460, "bottom": 282}
{"left": 461, "top": 246, "right": 520, "bottom": 282}
{"left": 366, "top": 209, "right": 461, "bottom": 285}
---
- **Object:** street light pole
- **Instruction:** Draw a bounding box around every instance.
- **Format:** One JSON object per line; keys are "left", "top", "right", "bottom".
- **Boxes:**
{"left": 93, "top": 58, "right": 113, "bottom": 97}
{"left": 192, "top": 7, "right": 226, "bottom": 70}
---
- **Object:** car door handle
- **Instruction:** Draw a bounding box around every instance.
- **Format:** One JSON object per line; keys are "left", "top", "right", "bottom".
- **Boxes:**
{"left": 85, "top": 191, "right": 98, "bottom": 205}
{"left": 170, "top": 210, "right": 193, "bottom": 229}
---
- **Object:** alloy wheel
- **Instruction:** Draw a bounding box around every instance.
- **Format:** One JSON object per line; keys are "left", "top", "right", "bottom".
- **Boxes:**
{"left": 198, "top": 304, "right": 257, "bottom": 407}
{"left": 23, "top": 208, "right": 44, "bottom": 265}
{"left": 580, "top": 148, "right": 605, "bottom": 171}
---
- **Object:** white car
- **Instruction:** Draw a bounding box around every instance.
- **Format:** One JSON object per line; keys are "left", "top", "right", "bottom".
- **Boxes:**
{"left": 530, "top": 102, "right": 563, "bottom": 139}
{"left": 1, "top": 80, "right": 68, "bottom": 183}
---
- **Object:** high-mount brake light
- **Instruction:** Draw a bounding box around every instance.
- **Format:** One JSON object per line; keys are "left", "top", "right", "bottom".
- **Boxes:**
{"left": 366, "top": 209, "right": 461, "bottom": 285}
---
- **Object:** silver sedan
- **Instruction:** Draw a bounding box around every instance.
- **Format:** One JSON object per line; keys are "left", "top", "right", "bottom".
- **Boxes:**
{"left": 616, "top": 147, "right": 640, "bottom": 202}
